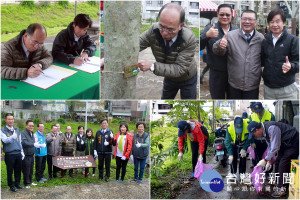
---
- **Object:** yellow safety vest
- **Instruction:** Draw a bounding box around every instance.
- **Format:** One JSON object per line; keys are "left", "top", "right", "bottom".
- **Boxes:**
{"left": 251, "top": 110, "right": 272, "bottom": 123}
{"left": 228, "top": 119, "right": 249, "bottom": 143}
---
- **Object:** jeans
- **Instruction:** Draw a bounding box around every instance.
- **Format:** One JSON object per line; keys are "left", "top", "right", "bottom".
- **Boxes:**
{"left": 134, "top": 158, "right": 147, "bottom": 181}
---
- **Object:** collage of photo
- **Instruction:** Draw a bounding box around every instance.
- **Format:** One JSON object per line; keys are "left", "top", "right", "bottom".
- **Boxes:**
{"left": 1, "top": 1, "right": 299, "bottom": 200}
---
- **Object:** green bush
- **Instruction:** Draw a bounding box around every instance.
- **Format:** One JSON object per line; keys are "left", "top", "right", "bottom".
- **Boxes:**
{"left": 1, "top": 119, "right": 6, "bottom": 127}
{"left": 20, "top": 112, "right": 23, "bottom": 120}
{"left": 57, "top": 118, "right": 66, "bottom": 124}
{"left": 57, "top": 1, "right": 69, "bottom": 8}
{"left": 20, "top": 1, "right": 35, "bottom": 8}
{"left": 39, "top": 1, "right": 50, "bottom": 7}
{"left": 87, "top": 1, "right": 97, "bottom": 6}
{"left": 33, "top": 118, "right": 41, "bottom": 124}
{"left": 15, "top": 120, "right": 25, "bottom": 131}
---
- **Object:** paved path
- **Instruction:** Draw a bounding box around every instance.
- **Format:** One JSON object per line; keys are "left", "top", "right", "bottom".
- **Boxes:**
{"left": 1, "top": 178, "right": 150, "bottom": 199}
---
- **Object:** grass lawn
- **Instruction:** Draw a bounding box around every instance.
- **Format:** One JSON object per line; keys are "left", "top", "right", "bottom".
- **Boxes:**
{"left": 1, "top": 2, "right": 99, "bottom": 42}
{"left": 1, "top": 156, "right": 149, "bottom": 189}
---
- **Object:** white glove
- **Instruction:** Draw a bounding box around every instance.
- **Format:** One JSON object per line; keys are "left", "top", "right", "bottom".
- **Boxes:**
{"left": 41, "top": 143, "right": 46, "bottom": 148}
{"left": 104, "top": 139, "right": 109, "bottom": 146}
{"left": 34, "top": 142, "right": 40, "bottom": 148}
{"left": 257, "top": 159, "right": 267, "bottom": 167}
{"left": 178, "top": 152, "right": 183, "bottom": 161}
{"left": 198, "top": 154, "right": 203, "bottom": 161}
{"left": 110, "top": 132, "right": 113, "bottom": 138}
{"left": 21, "top": 151, "right": 25, "bottom": 160}
{"left": 130, "top": 155, "right": 134, "bottom": 161}
{"left": 121, "top": 156, "right": 126, "bottom": 160}
{"left": 12, "top": 130, "right": 17, "bottom": 139}
{"left": 81, "top": 140, "right": 84, "bottom": 145}
{"left": 265, "top": 161, "right": 272, "bottom": 171}
{"left": 136, "top": 141, "right": 141, "bottom": 148}
{"left": 240, "top": 149, "right": 247, "bottom": 158}
{"left": 94, "top": 150, "right": 98, "bottom": 158}
{"left": 229, "top": 155, "right": 233, "bottom": 164}
{"left": 251, "top": 143, "right": 256, "bottom": 149}
{"left": 77, "top": 137, "right": 80, "bottom": 142}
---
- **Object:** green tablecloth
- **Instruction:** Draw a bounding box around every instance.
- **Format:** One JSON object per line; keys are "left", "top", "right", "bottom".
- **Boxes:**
{"left": 1, "top": 51, "right": 100, "bottom": 100}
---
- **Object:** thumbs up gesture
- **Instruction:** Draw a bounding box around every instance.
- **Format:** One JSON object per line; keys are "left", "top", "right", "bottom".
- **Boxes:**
{"left": 219, "top": 32, "right": 228, "bottom": 49}
{"left": 282, "top": 56, "right": 291, "bottom": 73}
{"left": 136, "top": 141, "right": 141, "bottom": 148}
{"left": 104, "top": 139, "right": 109, "bottom": 146}
{"left": 206, "top": 24, "right": 219, "bottom": 38}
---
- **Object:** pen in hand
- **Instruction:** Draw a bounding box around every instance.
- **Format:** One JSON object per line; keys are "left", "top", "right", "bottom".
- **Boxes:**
{"left": 32, "top": 65, "right": 44, "bottom": 74}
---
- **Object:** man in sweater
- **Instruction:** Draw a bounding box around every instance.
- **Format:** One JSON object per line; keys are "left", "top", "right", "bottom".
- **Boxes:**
{"left": 138, "top": 3, "right": 197, "bottom": 99}
{"left": 1, "top": 23, "right": 52, "bottom": 80}
{"left": 21, "top": 120, "right": 37, "bottom": 188}
{"left": 60, "top": 126, "right": 76, "bottom": 178}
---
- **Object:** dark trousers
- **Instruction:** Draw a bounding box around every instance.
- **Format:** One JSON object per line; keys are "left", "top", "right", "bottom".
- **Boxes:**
{"left": 275, "top": 135, "right": 299, "bottom": 188}
{"left": 88, "top": 156, "right": 96, "bottom": 174}
{"left": 191, "top": 139, "right": 208, "bottom": 173}
{"left": 134, "top": 157, "right": 147, "bottom": 181}
{"left": 4, "top": 153, "right": 22, "bottom": 187}
{"left": 22, "top": 155, "right": 34, "bottom": 186}
{"left": 47, "top": 155, "right": 59, "bottom": 178}
{"left": 209, "top": 68, "right": 230, "bottom": 99}
{"left": 35, "top": 156, "right": 46, "bottom": 181}
{"left": 252, "top": 139, "right": 268, "bottom": 166}
{"left": 231, "top": 144, "right": 247, "bottom": 174}
{"left": 229, "top": 85, "right": 259, "bottom": 99}
{"left": 161, "top": 74, "right": 197, "bottom": 99}
{"left": 98, "top": 154, "right": 111, "bottom": 178}
{"left": 116, "top": 156, "right": 129, "bottom": 180}
{"left": 61, "top": 152, "right": 73, "bottom": 176}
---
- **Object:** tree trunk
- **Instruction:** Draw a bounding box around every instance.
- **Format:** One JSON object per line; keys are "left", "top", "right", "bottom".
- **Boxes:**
{"left": 102, "top": 1, "right": 141, "bottom": 99}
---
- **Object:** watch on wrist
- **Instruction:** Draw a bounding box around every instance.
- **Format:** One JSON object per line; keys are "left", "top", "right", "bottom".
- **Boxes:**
{"left": 150, "top": 63, "right": 155, "bottom": 72}
{"left": 38, "top": 63, "right": 43, "bottom": 69}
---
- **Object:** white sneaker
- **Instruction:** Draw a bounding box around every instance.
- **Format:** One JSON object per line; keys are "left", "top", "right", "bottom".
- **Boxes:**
{"left": 25, "top": 186, "right": 30, "bottom": 189}
{"left": 31, "top": 182, "right": 37, "bottom": 186}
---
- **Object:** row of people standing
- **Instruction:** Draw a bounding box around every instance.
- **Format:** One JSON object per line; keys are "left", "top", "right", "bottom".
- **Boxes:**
{"left": 1, "top": 113, "right": 149, "bottom": 192}
{"left": 200, "top": 4, "right": 299, "bottom": 99}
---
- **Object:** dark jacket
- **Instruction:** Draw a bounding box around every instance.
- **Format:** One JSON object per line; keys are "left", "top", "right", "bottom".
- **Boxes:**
{"left": 131, "top": 132, "right": 149, "bottom": 159}
{"left": 261, "top": 27, "right": 299, "bottom": 88}
{"left": 1, "top": 126, "right": 22, "bottom": 154}
{"left": 1, "top": 30, "right": 53, "bottom": 80}
{"left": 94, "top": 129, "right": 113, "bottom": 154}
{"left": 200, "top": 22, "right": 238, "bottom": 72}
{"left": 76, "top": 132, "right": 85, "bottom": 151}
{"left": 85, "top": 137, "right": 95, "bottom": 156}
{"left": 60, "top": 132, "right": 76, "bottom": 153}
{"left": 21, "top": 129, "right": 35, "bottom": 156}
{"left": 52, "top": 22, "right": 96, "bottom": 65}
{"left": 140, "top": 23, "right": 197, "bottom": 82}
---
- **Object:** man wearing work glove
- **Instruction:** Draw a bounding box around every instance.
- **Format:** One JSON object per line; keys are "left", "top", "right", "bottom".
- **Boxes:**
{"left": 177, "top": 119, "right": 209, "bottom": 179}
{"left": 94, "top": 119, "right": 113, "bottom": 182}
{"left": 34, "top": 123, "right": 48, "bottom": 183}
{"left": 1, "top": 113, "right": 24, "bottom": 192}
{"left": 249, "top": 102, "right": 275, "bottom": 167}
{"left": 225, "top": 116, "right": 250, "bottom": 181}
{"left": 247, "top": 121, "right": 299, "bottom": 198}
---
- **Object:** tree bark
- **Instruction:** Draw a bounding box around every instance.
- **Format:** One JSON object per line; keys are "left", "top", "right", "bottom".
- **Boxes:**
{"left": 102, "top": 1, "right": 141, "bottom": 99}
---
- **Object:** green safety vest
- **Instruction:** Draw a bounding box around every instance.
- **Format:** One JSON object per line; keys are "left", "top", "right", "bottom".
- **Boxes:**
{"left": 251, "top": 110, "right": 272, "bottom": 123}
{"left": 228, "top": 119, "right": 249, "bottom": 143}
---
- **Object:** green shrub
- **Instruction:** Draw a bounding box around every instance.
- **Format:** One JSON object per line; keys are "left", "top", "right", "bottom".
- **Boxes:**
{"left": 57, "top": 118, "right": 66, "bottom": 124}
{"left": 20, "top": 1, "right": 35, "bottom": 8}
{"left": 87, "top": 1, "right": 97, "bottom": 6}
{"left": 1, "top": 119, "right": 6, "bottom": 127}
{"left": 39, "top": 1, "right": 50, "bottom": 7}
{"left": 57, "top": 1, "right": 69, "bottom": 8}
{"left": 15, "top": 120, "right": 25, "bottom": 131}
{"left": 33, "top": 118, "right": 41, "bottom": 124}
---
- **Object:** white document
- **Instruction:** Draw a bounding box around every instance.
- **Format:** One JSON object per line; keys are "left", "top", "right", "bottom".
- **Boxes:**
{"left": 69, "top": 57, "right": 100, "bottom": 73}
{"left": 23, "top": 65, "right": 77, "bottom": 89}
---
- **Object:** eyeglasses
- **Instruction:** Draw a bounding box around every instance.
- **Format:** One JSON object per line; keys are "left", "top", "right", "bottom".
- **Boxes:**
{"left": 158, "top": 24, "right": 177, "bottom": 34}
{"left": 219, "top": 13, "right": 231, "bottom": 17}
{"left": 29, "top": 37, "right": 43, "bottom": 47}
{"left": 241, "top": 17, "right": 256, "bottom": 22}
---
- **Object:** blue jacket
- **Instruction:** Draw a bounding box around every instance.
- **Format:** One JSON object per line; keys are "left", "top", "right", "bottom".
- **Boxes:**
{"left": 35, "top": 131, "right": 47, "bottom": 156}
